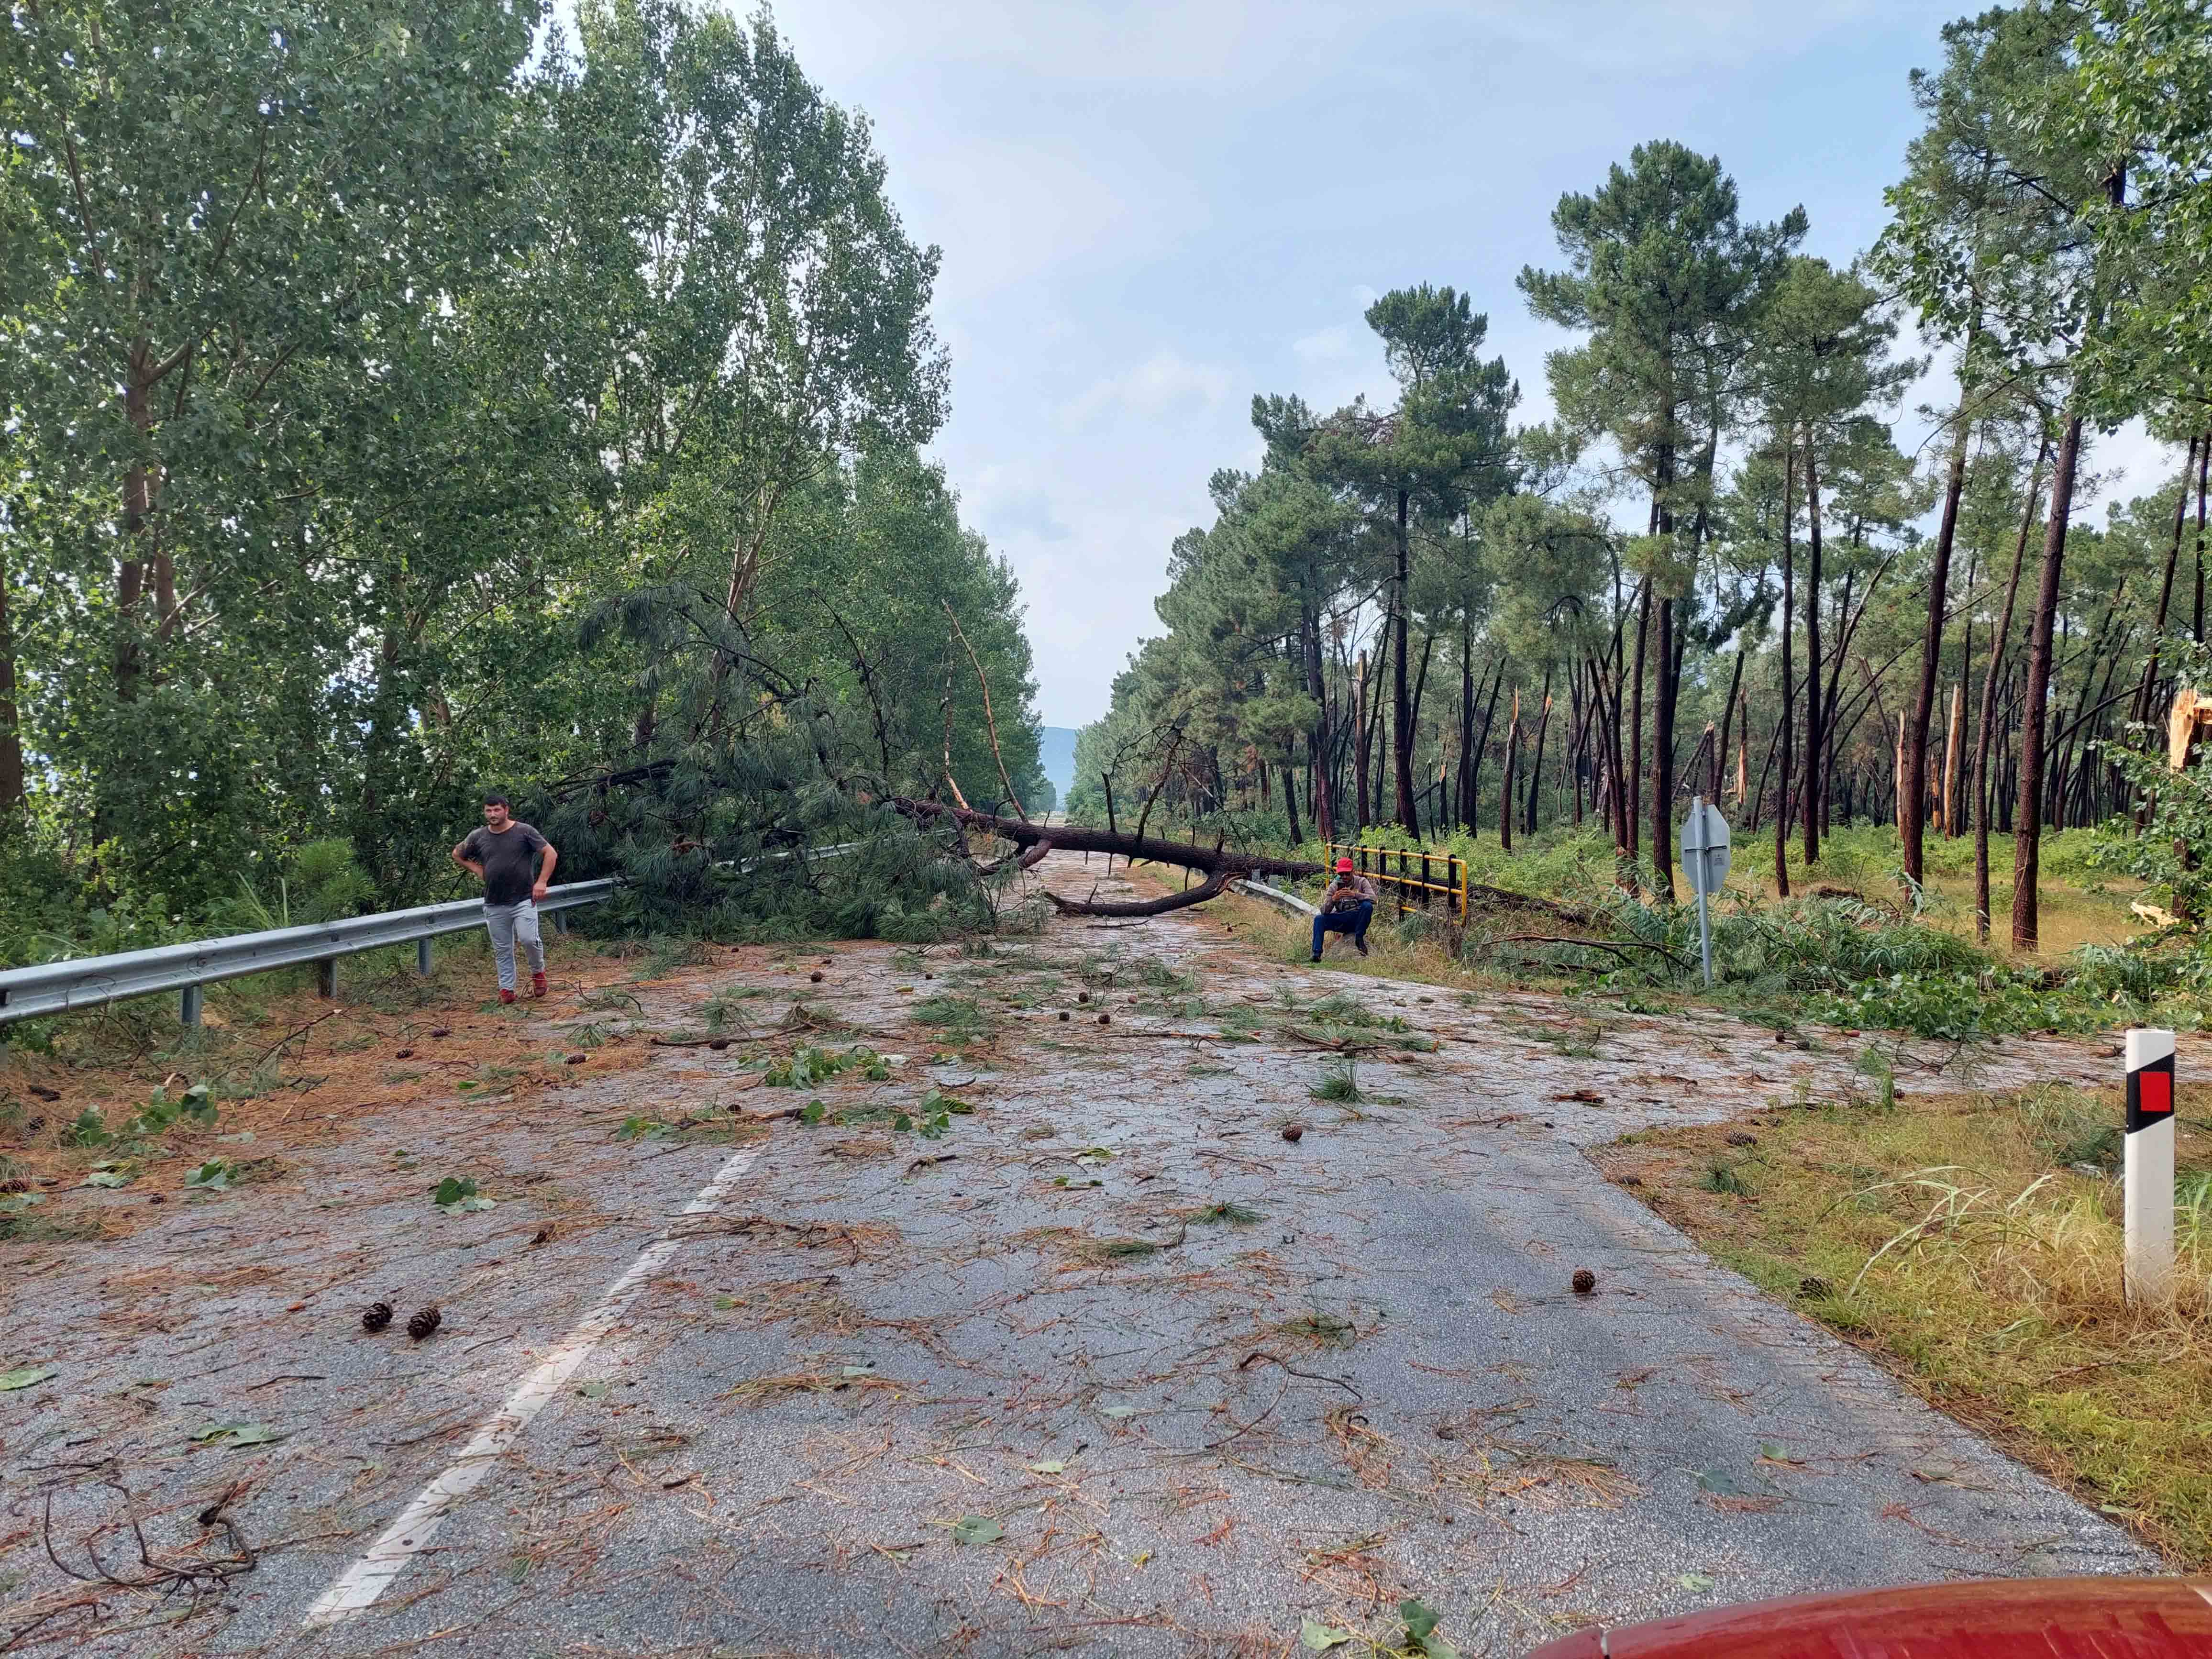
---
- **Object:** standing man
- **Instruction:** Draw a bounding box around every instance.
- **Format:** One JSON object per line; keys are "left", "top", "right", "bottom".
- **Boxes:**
{"left": 452, "top": 793, "right": 558, "bottom": 1003}
{"left": 1310, "top": 856, "right": 1376, "bottom": 963}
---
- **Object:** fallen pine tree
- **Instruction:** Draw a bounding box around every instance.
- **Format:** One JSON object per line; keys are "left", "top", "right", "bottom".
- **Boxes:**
{"left": 888, "top": 799, "right": 1589, "bottom": 923}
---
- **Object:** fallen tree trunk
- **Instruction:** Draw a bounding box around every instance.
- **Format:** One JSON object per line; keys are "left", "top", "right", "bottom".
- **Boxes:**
{"left": 892, "top": 799, "right": 1588, "bottom": 922}
{"left": 893, "top": 799, "right": 1321, "bottom": 916}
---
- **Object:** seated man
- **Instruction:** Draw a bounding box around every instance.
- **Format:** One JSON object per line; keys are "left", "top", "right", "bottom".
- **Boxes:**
{"left": 1311, "top": 856, "right": 1377, "bottom": 962}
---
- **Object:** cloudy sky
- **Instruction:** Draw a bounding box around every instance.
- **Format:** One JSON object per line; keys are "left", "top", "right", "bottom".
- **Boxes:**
{"left": 766, "top": 0, "right": 2177, "bottom": 729}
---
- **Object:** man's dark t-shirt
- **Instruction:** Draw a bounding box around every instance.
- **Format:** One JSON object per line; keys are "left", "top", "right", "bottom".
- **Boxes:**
{"left": 463, "top": 823, "right": 548, "bottom": 907}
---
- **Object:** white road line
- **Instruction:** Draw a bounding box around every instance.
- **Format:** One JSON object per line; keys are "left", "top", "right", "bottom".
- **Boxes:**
{"left": 303, "top": 1145, "right": 762, "bottom": 1628}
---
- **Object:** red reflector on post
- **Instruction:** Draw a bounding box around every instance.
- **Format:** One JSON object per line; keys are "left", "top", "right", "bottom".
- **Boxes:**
{"left": 2138, "top": 1068, "right": 2172, "bottom": 1119}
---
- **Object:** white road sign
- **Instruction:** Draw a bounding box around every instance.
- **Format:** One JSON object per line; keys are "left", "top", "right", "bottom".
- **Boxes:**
{"left": 1679, "top": 800, "right": 1731, "bottom": 896}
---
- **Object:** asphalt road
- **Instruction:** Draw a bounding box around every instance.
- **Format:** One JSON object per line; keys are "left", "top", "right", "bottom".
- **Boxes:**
{"left": 2, "top": 853, "right": 2158, "bottom": 1656}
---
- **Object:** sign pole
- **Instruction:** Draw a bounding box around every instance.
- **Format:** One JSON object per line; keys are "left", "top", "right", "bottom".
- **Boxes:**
{"left": 2123, "top": 1028, "right": 2177, "bottom": 1307}
{"left": 1690, "top": 795, "right": 1714, "bottom": 987}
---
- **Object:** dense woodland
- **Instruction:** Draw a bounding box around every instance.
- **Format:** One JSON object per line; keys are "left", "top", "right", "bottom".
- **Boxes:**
{"left": 5, "top": 0, "right": 2212, "bottom": 971}
{"left": 0, "top": 0, "right": 1047, "bottom": 951}
{"left": 1073, "top": 1, "right": 2212, "bottom": 952}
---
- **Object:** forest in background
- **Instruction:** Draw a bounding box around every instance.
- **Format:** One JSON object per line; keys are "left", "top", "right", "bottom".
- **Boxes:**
{"left": 1073, "top": 0, "right": 2212, "bottom": 959}
{"left": 0, "top": 0, "right": 1049, "bottom": 958}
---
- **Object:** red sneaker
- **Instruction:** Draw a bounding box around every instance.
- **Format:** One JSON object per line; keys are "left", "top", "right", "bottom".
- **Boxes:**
{"left": 530, "top": 971, "right": 547, "bottom": 999}
{"left": 499, "top": 988, "right": 516, "bottom": 1005}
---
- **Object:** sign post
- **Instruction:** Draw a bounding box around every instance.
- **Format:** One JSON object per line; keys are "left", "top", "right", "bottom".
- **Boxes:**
{"left": 2124, "top": 1029, "right": 2177, "bottom": 1307}
{"left": 1679, "top": 797, "right": 1731, "bottom": 988}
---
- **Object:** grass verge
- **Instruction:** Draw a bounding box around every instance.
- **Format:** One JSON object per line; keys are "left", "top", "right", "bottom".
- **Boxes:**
{"left": 1592, "top": 1084, "right": 2212, "bottom": 1565}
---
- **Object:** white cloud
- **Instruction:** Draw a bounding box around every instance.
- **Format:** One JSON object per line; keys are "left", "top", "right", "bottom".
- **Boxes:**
{"left": 1292, "top": 325, "right": 1354, "bottom": 362}
{"left": 756, "top": 0, "right": 1959, "bottom": 726}
{"left": 1062, "top": 351, "right": 1236, "bottom": 427}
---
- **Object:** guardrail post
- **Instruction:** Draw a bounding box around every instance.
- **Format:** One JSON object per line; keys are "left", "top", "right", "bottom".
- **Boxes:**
{"left": 317, "top": 958, "right": 338, "bottom": 1000}
{"left": 552, "top": 909, "right": 568, "bottom": 935}
{"left": 2124, "top": 1029, "right": 2177, "bottom": 1308}
{"left": 417, "top": 938, "right": 433, "bottom": 977}
{"left": 181, "top": 984, "right": 202, "bottom": 1028}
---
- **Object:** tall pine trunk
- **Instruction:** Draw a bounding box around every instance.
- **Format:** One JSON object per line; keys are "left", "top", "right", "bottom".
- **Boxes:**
{"left": 1526, "top": 666, "right": 1554, "bottom": 837}
{"left": 1904, "top": 393, "right": 1975, "bottom": 882}
{"left": 1304, "top": 601, "right": 1334, "bottom": 842}
{"left": 1775, "top": 441, "right": 1796, "bottom": 899}
{"left": 1652, "top": 595, "right": 1676, "bottom": 896}
{"left": 1801, "top": 427, "right": 1825, "bottom": 869}
{"left": 1392, "top": 489, "right": 1418, "bottom": 836}
{"left": 1353, "top": 651, "right": 1371, "bottom": 833}
{"left": 1499, "top": 689, "right": 1519, "bottom": 852}
{"left": 2011, "top": 412, "right": 2082, "bottom": 951}
{"left": 1458, "top": 622, "right": 1477, "bottom": 833}
{"left": 1628, "top": 583, "right": 1649, "bottom": 870}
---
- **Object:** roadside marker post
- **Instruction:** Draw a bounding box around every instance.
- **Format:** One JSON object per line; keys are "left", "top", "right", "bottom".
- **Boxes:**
{"left": 1679, "top": 796, "right": 1731, "bottom": 987}
{"left": 2124, "top": 1029, "right": 2177, "bottom": 1308}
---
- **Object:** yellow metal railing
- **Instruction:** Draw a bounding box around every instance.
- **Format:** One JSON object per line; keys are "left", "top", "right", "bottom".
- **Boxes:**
{"left": 1323, "top": 841, "right": 1468, "bottom": 920}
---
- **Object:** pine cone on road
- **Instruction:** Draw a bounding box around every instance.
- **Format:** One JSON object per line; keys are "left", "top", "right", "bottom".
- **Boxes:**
{"left": 407, "top": 1305, "right": 443, "bottom": 1342}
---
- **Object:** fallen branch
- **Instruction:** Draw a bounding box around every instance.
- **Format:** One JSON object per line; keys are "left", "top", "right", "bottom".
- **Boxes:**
{"left": 1490, "top": 934, "right": 1692, "bottom": 971}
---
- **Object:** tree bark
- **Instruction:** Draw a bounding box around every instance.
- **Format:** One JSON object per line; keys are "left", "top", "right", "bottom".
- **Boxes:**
{"left": 1628, "top": 582, "right": 1649, "bottom": 869}
{"left": 2196, "top": 429, "right": 2210, "bottom": 646}
{"left": 2011, "top": 411, "right": 2083, "bottom": 951}
{"left": 1939, "top": 683, "right": 1963, "bottom": 839}
{"left": 1499, "top": 688, "right": 1519, "bottom": 852}
{"left": 1903, "top": 400, "right": 1975, "bottom": 882}
{"left": 1775, "top": 440, "right": 1796, "bottom": 899}
{"left": 1392, "top": 488, "right": 1418, "bottom": 836}
{"left": 0, "top": 534, "right": 22, "bottom": 816}
{"left": 1801, "top": 428, "right": 1825, "bottom": 869}
{"left": 1303, "top": 600, "right": 1334, "bottom": 842}
{"left": 1526, "top": 666, "right": 1554, "bottom": 838}
{"left": 1473, "top": 659, "right": 1504, "bottom": 841}
{"left": 1457, "top": 622, "right": 1477, "bottom": 834}
{"left": 1652, "top": 595, "right": 1676, "bottom": 896}
{"left": 1352, "top": 651, "right": 1371, "bottom": 833}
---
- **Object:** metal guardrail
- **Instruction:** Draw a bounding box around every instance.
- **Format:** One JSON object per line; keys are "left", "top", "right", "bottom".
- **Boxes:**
{"left": 0, "top": 881, "right": 617, "bottom": 1029}
{"left": 1232, "top": 878, "right": 1318, "bottom": 918}
{"left": 0, "top": 839, "right": 870, "bottom": 1031}
{"left": 1324, "top": 841, "right": 1468, "bottom": 919}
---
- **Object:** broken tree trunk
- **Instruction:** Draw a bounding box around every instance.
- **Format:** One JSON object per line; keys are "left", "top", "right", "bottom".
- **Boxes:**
{"left": 890, "top": 799, "right": 1587, "bottom": 922}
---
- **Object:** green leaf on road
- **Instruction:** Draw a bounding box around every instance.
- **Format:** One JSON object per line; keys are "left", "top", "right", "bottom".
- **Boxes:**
{"left": 950, "top": 1515, "right": 1002, "bottom": 1545}
{"left": 1300, "top": 1619, "right": 1352, "bottom": 1649}
{"left": 798, "top": 1100, "right": 826, "bottom": 1125}
{"left": 185, "top": 1160, "right": 236, "bottom": 1190}
{"left": 1677, "top": 1572, "right": 1715, "bottom": 1592}
{"left": 0, "top": 1368, "right": 55, "bottom": 1392}
{"left": 1099, "top": 1405, "right": 1139, "bottom": 1419}
{"left": 81, "top": 1171, "right": 133, "bottom": 1188}
{"left": 1400, "top": 1598, "right": 1457, "bottom": 1657}
{"left": 1027, "top": 1459, "right": 1065, "bottom": 1474}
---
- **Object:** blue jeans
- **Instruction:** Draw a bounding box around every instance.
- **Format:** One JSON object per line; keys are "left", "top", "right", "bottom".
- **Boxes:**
{"left": 1311, "top": 901, "right": 1373, "bottom": 959}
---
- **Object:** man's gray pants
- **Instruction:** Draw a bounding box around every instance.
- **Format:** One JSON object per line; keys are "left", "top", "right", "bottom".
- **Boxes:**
{"left": 484, "top": 901, "right": 543, "bottom": 992}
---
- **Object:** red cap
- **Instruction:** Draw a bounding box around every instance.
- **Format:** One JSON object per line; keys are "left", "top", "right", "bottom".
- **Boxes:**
{"left": 1336, "top": 856, "right": 1354, "bottom": 872}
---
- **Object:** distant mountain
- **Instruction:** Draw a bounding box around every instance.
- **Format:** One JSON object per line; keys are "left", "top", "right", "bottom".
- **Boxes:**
{"left": 1038, "top": 725, "right": 1080, "bottom": 807}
